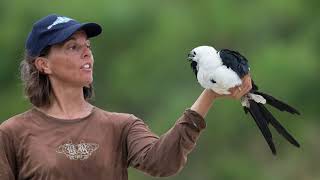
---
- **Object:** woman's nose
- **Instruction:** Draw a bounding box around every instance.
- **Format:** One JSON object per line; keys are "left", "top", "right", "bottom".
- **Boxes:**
{"left": 82, "top": 45, "right": 92, "bottom": 59}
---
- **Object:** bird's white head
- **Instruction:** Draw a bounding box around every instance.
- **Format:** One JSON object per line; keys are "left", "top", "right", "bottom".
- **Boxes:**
{"left": 187, "top": 46, "right": 221, "bottom": 68}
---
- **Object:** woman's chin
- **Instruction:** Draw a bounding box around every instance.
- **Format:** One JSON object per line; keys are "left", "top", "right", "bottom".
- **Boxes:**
{"left": 82, "top": 78, "right": 93, "bottom": 87}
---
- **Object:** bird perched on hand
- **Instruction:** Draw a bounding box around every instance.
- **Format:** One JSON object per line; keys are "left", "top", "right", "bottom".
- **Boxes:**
{"left": 187, "top": 45, "right": 300, "bottom": 155}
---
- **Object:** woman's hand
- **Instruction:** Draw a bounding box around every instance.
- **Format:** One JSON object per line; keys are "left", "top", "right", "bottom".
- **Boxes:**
{"left": 190, "top": 74, "right": 252, "bottom": 118}
{"left": 225, "top": 74, "right": 252, "bottom": 99}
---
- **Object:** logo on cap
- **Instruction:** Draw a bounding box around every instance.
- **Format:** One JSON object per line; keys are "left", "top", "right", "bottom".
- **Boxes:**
{"left": 47, "top": 16, "right": 73, "bottom": 30}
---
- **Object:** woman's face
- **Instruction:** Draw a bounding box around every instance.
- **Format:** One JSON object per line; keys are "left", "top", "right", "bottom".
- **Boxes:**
{"left": 46, "top": 30, "right": 94, "bottom": 87}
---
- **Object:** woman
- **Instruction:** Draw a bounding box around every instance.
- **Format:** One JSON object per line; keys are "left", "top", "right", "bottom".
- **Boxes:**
{"left": 0, "top": 14, "right": 252, "bottom": 180}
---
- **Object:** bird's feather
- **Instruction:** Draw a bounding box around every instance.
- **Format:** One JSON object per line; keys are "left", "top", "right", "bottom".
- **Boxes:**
{"left": 246, "top": 100, "right": 277, "bottom": 155}
{"left": 190, "top": 61, "right": 198, "bottom": 78}
{"left": 257, "top": 103, "right": 300, "bottom": 147}
{"left": 219, "top": 49, "right": 250, "bottom": 78}
{"left": 254, "top": 91, "right": 300, "bottom": 115}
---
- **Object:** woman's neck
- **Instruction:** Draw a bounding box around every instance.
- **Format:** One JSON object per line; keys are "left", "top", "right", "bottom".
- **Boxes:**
{"left": 38, "top": 83, "right": 93, "bottom": 120}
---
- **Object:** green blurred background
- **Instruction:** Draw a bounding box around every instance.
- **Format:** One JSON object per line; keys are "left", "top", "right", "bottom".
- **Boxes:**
{"left": 0, "top": 0, "right": 319, "bottom": 179}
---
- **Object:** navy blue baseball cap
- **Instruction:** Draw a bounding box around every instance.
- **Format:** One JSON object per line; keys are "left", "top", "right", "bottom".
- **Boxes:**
{"left": 26, "top": 14, "right": 102, "bottom": 57}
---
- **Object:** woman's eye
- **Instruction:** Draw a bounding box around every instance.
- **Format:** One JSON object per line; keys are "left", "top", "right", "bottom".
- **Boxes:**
{"left": 69, "top": 45, "right": 77, "bottom": 50}
{"left": 66, "top": 43, "right": 78, "bottom": 50}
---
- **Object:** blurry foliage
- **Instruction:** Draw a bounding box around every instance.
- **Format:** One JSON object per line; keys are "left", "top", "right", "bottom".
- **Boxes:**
{"left": 0, "top": 0, "right": 319, "bottom": 179}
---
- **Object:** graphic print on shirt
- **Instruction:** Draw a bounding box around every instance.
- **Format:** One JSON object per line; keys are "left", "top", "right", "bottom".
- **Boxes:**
{"left": 56, "top": 140, "right": 99, "bottom": 160}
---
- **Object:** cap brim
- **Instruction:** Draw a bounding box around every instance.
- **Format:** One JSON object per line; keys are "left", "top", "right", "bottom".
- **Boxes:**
{"left": 49, "top": 22, "right": 102, "bottom": 45}
{"left": 80, "top": 23, "right": 102, "bottom": 38}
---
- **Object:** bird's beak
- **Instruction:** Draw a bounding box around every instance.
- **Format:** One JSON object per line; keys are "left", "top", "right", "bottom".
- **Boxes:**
{"left": 187, "top": 52, "right": 194, "bottom": 61}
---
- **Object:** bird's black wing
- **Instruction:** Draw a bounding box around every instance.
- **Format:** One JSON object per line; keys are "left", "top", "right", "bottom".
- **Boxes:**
{"left": 219, "top": 49, "right": 250, "bottom": 78}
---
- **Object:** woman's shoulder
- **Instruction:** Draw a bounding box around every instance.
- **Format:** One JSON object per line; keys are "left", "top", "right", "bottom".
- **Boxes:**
{"left": 93, "top": 106, "right": 140, "bottom": 124}
{"left": 0, "top": 109, "right": 34, "bottom": 135}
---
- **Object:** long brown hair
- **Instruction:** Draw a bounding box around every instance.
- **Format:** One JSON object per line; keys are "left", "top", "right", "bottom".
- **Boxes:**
{"left": 20, "top": 47, "right": 93, "bottom": 107}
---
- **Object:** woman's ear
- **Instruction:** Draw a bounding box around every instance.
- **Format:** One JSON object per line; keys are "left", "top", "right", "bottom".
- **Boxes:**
{"left": 34, "top": 57, "right": 51, "bottom": 74}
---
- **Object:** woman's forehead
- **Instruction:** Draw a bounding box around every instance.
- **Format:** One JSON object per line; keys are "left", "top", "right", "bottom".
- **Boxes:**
{"left": 70, "top": 30, "right": 88, "bottom": 39}
{"left": 52, "top": 31, "right": 90, "bottom": 49}
{"left": 63, "top": 31, "right": 89, "bottom": 44}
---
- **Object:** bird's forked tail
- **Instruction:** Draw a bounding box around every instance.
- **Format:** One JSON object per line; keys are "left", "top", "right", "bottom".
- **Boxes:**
{"left": 241, "top": 91, "right": 300, "bottom": 155}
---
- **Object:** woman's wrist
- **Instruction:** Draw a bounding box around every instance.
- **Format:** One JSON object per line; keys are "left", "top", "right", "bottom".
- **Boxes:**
{"left": 204, "top": 88, "right": 219, "bottom": 99}
{"left": 190, "top": 89, "right": 219, "bottom": 118}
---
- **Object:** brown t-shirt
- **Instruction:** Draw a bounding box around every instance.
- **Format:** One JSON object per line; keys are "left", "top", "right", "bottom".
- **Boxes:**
{"left": 0, "top": 106, "right": 206, "bottom": 180}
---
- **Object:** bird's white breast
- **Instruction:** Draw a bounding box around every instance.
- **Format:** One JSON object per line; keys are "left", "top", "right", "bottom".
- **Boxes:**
{"left": 197, "top": 65, "right": 242, "bottom": 95}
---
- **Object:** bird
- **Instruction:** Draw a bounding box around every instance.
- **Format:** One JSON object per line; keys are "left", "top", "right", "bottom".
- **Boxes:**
{"left": 187, "top": 45, "right": 300, "bottom": 155}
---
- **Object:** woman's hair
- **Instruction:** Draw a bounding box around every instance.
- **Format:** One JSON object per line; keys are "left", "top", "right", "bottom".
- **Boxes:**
{"left": 20, "top": 46, "right": 93, "bottom": 107}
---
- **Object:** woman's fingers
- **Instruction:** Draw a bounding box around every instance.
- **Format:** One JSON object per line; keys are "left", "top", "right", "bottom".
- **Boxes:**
{"left": 244, "top": 76, "right": 252, "bottom": 92}
{"left": 237, "top": 75, "right": 252, "bottom": 98}
{"left": 229, "top": 75, "right": 252, "bottom": 99}
{"left": 230, "top": 86, "right": 239, "bottom": 97}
